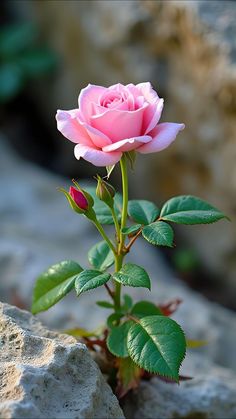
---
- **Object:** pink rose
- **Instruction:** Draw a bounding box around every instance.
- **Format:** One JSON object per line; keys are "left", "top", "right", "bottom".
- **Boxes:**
{"left": 56, "top": 82, "right": 184, "bottom": 167}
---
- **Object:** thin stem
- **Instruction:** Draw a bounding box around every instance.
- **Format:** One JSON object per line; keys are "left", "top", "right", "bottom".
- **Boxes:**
{"left": 104, "top": 283, "right": 114, "bottom": 300}
{"left": 111, "top": 206, "right": 120, "bottom": 243}
{"left": 113, "top": 254, "right": 123, "bottom": 310}
{"left": 113, "top": 155, "right": 129, "bottom": 311}
{"left": 92, "top": 218, "right": 116, "bottom": 254}
{"left": 118, "top": 155, "right": 129, "bottom": 254}
{"left": 125, "top": 229, "right": 143, "bottom": 252}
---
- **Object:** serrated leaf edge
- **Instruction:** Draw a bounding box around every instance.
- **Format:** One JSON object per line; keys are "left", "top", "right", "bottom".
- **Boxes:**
{"left": 127, "top": 318, "right": 186, "bottom": 381}
{"left": 75, "top": 270, "right": 111, "bottom": 296}
{"left": 142, "top": 222, "right": 174, "bottom": 247}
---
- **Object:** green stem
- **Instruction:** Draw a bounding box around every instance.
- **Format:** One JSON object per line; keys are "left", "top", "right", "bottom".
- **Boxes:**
{"left": 119, "top": 155, "right": 129, "bottom": 253}
{"left": 113, "top": 254, "right": 123, "bottom": 310}
{"left": 114, "top": 155, "right": 129, "bottom": 311}
{"left": 111, "top": 206, "right": 121, "bottom": 243}
{"left": 92, "top": 218, "right": 116, "bottom": 255}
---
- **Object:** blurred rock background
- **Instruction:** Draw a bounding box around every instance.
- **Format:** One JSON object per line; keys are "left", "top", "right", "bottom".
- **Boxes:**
{"left": 1, "top": 0, "right": 235, "bottom": 310}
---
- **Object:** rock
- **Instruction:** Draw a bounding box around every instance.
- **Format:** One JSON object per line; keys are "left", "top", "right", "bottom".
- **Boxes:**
{"left": 123, "top": 353, "right": 236, "bottom": 419}
{"left": 12, "top": 0, "right": 236, "bottom": 301}
{"left": 0, "top": 301, "right": 124, "bottom": 419}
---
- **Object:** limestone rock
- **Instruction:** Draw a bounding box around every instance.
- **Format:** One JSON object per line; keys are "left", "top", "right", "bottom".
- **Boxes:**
{"left": 0, "top": 302, "right": 124, "bottom": 419}
{"left": 123, "top": 353, "right": 236, "bottom": 419}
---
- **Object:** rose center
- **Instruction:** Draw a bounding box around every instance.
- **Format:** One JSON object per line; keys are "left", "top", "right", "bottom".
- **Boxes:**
{"left": 100, "top": 91, "right": 124, "bottom": 109}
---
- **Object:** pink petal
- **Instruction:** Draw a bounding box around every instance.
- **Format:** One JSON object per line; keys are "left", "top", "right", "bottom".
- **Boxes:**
{"left": 74, "top": 144, "right": 122, "bottom": 167}
{"left": 143, "top": 99, "right": 164, "bottom": 134}
{"left": 78, "top": 118, "right": 112, "bottom": 148}
{"left": 126, "top": 83, "right": 143, "bottom": 100}
{"left": 103, "top": 136, "right": 152, "bottom": 152}
{"left": 79, "top": 84, "right": 106, "bottom": 121}
{"left": 138, "top": 123, "right": 185, "bottom": 154}
{"left": 136, "top": 82, "right": 159, "bottom": 103}
{"left": 56, "top": 109, "right": 93, "bottom": 145}
{"left": 91, "top": 104, "right": 148, "bottom": 142}
{"left": 108, "top": 83, "right": 127, "bottom": 92}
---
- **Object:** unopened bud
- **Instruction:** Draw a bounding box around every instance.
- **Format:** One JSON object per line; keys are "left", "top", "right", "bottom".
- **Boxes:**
{"left": 69, "top": 186, "right": 88, "bottom": 211}
{"left": 59, "top": 182, "right": 94, "bottom": 217}
{"left": 96, "top": 175, "right": 115, "bottom": 208}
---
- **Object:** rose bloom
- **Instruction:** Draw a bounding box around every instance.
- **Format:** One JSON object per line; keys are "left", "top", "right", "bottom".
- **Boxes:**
{"left": 56, "top": 82, "right": 184, "bottom": 167}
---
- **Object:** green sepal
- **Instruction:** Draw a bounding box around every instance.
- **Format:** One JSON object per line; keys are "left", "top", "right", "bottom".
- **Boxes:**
{"left": 106, "top": 165, "right": 115, "bottom": 179}
{"left": 125, "top": 150, "right": 136, "bottom": 170}
{"left": 58, "top": 187, "right": 84, "bottom": 214}
{"left": 95, "top": 174, "right": 115, "bottom": 209}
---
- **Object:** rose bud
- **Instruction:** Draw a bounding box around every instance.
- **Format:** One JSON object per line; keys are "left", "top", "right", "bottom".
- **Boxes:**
{"left": 96, "top": 175, "right": 115, "bottom": 208}
{"left": 59, "top": 183, "right": 95, "bottom": 218}
{"left": 69, "top": 186, "right": 88, "bottom": 211}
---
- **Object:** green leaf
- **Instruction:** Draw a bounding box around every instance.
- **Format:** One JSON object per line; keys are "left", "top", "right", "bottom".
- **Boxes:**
{"left": 121, "top": 224, "right": 142, "bottom": 235}
{"left": 122, "top": 294, "right": 133, "bottom": 311}
{"left": 127, "top": 316, "right": 186, "bottom": 380}
{"left": 96, "top": 301, "right": 114, "bottom": 309}
{"left": 131, "top": 301, "right": 162, "bottom": 318}
{"left": 128, "top": 200, "right": 160, "bottom": 225}
{"left": 88, "top": 240, "right": 114, "bottom": 271}
{"left": 107, "top": 313, "right": 124, "bottom": 329}
{"left": 142, "top": 221, "right": 174, "bottom": 247}
{"left": 113, "top": 263, "right": 151, "bottom": 290}
{"left": 160, "top": 195, "right": 227, "bottom": 225}
{"left": 107, "top": 321, "right": 134, "bottom": 358}
{"left": 32, "top": 260, "right": 83, "bottom": 314}
{"left": 75, "top": 270, "right": 110, "bottom": 296}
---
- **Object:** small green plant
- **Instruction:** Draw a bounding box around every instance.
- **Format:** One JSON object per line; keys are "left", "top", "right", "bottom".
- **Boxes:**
{"left": 31, "top": 82, "right": 228, "bottom": 397}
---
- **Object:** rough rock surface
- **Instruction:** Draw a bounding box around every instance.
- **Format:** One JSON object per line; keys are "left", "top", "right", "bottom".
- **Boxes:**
{"left": 0, "top": 301, "right": 124, "bottom": 419}
{"left": 14, "top": 0, "right": 236, "bottom": 300}
{"left": 123, "top": 354, "right": 236, "bottom": 419}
